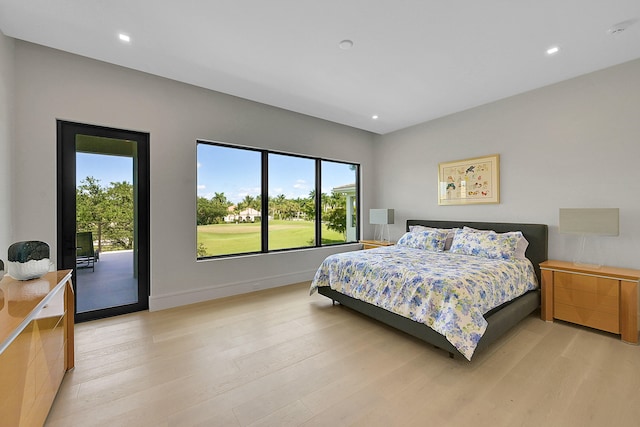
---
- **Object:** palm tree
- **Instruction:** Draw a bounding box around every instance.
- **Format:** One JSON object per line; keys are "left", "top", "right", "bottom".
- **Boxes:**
{"left": 271, "top": 194, "right": 286, "bottom": 219}
{"left": 242, "top": 194, "right": 255, "bottom": 208}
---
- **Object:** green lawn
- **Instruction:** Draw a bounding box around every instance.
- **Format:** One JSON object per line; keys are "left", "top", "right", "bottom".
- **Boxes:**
{"left": 197, "top": 220, "right": 347, "bottom": 257}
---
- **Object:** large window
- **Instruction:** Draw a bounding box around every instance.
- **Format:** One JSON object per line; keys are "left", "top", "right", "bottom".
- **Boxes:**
{"left": 196, "top": 141, "right": 360, "bottom": 258}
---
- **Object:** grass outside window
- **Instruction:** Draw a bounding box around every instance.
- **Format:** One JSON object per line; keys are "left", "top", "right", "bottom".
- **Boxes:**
{"left": 197, "top": 220, "right": 346, "bottom": 257}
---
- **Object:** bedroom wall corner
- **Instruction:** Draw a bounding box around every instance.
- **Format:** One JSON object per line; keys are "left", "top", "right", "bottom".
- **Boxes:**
{"left": 373, "top": 58, "right": 640, "bottom": 270}
{"left": 0, "top": 30, "right": 15, "bottom": 256}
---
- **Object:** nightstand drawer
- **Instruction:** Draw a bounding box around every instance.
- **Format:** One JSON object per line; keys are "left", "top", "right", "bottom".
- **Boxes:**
{"left": 554, "top": 287, "right": 618, "bottom": 314}
{"left": 554, "top": 273, "right": 619, "bottom": 314}
{"left": 555, "top": 272, "right": 619, "bottom": 296}
{"left": 554, "top": 303, "right": 620, "bottom": 333}
{"left": 553, "top": 272, "right": 620, "bottom": 333}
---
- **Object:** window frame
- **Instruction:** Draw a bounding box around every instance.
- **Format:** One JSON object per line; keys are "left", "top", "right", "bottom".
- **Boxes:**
{"left": 196, "top": 140, "right": 360, "bottom": 259}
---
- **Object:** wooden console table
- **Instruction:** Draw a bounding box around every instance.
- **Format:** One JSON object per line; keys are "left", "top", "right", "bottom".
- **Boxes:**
{"left": 540, "top": 260, "right": 639, "bottom": 344}
{"left": 0, "top": 270, "right": 75, "bottom": 426}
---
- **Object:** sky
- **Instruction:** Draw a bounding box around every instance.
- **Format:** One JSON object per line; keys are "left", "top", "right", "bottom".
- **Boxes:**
{"left": 197, "top": 144, "right": 357, "bottom": 204}
{"left": 76, "top": 153, "right": 132, "bottom": 186}
{"left": 76, "top": 148, "right": 357, "bottom": 205}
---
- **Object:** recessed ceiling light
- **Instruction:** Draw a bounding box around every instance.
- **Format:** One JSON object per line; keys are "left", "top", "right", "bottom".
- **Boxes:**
{"left": 546, "top": 46, "right": 559, "bottom": 56}
{"left": 119, "top": 33, "right": 131, "bottom": 43}
{"left": 372, "top": 115, "right": 379, "bottom": 120}
{"left": 339, "top": 39, "right": 354, "bottom": 50}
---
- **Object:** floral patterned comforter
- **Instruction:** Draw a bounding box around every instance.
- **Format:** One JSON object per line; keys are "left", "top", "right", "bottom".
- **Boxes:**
{"left": 310, "top": 246, "right": 538, "bottom": 360}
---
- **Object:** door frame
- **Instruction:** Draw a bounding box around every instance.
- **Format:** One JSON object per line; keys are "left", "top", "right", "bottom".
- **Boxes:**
{"left": 57, "top": 120, "right": 150, "bottom": 322}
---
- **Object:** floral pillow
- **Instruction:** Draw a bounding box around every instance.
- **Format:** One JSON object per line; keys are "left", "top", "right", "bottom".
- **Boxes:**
{"left": 449, "top": 228, "right": 522, "bottom": 260}
{"left": 396, "top": 229, "right": 449, "bottom": 252}
{"left": 462, "top": 226, "right": 529, "bottom": 259}
{"left": 409, "top": 225, "right": 458, "bottom": 250}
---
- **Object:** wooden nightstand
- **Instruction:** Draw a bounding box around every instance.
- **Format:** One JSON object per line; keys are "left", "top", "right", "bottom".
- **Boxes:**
{"left": 359, "top": 240, "right": 395, "bottom": 250}
{"left": 540, "top": 260, "right": 640, "bottom": 344}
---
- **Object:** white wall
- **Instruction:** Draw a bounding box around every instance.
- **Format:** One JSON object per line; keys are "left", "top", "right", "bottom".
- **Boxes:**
{"left": 11, "top": 41, "right": 375, "bottom": 310}
{"left": 374, "top": 58, "right": 640, "bottom": 269}
{"left": 0, "top": 31, "right": 14, "bottom": 261}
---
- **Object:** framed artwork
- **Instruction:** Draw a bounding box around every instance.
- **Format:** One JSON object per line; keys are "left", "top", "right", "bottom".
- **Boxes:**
{"left": 438, "top": 154, "right": 500, "bottom": 205}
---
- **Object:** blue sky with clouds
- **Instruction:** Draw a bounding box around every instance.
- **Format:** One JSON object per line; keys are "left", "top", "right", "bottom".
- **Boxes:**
{"left": 197, "top": 144, "right": 357, "bottom": 204}
{"left": 76, "top": 153, "right": 132, "bottom": 186}
{"left": 75, "top": 147, "right": 357, "bottom": 204}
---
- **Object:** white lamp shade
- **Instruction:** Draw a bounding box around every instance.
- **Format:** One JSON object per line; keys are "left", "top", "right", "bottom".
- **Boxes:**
{"left": 559, "top": 208, "right": 619, "bottom": 236}
{"left": 369, "top": 208, "right": 394, "bottom": 225}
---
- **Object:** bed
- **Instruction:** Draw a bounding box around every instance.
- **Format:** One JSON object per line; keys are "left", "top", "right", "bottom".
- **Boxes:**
{"left": 310, "top": 219, "right": 548, "bottom": 360}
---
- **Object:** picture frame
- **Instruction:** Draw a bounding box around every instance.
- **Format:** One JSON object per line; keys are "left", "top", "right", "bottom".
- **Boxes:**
{"left": 438, "top": 154, "right": 500, "bottom": 205}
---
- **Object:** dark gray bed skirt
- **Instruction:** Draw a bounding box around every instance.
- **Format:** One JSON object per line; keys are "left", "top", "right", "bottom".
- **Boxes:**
{"left": 317, "top": 286, "right": 540, "bottom": 359}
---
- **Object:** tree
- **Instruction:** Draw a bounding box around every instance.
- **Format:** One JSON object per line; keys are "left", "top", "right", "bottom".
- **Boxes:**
{"left": 293, "top": 196, "right": 311, "bottom": 220}
{"left": 197, "top": 192, "right": 231, "bottom": 225}
{"left": 197, "top": 197, "right": 214, "bottom": 225}
{"left": 320, "top": 192, "right": 331, "bottom": 212}
{"left": 271, "top": 194, "right": 287, "bottom": 219}
{"left": 76, "top": 177, "right": 108, "bottom": 252}
{"left": 76, "top": 177, "right": 134, "bottom": 251}
{"left": 241, "top": 195, "right": 256, "bottom": 210}
{"left": 302, "top": 190, "right": 316, "bottom": 220}
{"left": 103, "top": 181, "right": 134, "bottom": 249}
{"left": 323, "top": 191, "right": 347, "bottom": 236}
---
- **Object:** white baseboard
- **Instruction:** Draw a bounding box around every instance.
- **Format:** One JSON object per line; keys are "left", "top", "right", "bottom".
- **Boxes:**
{"left": 149, "top": 269, "right": 316, "bottom": 311}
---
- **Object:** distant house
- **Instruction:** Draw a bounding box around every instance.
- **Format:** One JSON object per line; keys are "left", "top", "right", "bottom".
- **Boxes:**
{"left": 332, "top": 183, "right": 357, "bottom": 242}
{"left": 224, "top": 207, "right": 262, "bottom": 223}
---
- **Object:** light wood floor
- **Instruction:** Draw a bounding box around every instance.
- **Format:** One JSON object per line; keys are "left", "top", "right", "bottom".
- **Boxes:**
{"left": 46, "top": 282, "right": 640, "bottom": 427}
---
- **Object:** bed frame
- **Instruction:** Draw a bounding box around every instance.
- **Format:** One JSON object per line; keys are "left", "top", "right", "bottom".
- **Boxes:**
{"left": 317, "top": 219, "right": 548, "bottom": 359}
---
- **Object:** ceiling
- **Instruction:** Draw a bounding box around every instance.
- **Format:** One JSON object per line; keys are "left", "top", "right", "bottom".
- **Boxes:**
{"left": 1, "top": 1, "right": 639, "bottom": 134}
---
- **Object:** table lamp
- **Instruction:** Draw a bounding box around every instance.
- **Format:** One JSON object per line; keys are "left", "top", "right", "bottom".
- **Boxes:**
{"left": 559, "top": 208, "right": 619, "bottom": 268}
{"left": 369, "top": 208, "right": 394, "bottom": 242}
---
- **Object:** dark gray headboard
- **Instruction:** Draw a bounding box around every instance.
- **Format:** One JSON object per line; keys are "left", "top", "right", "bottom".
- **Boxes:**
{"left": 406, "top": 219, "right": 548, "bottom": 283}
